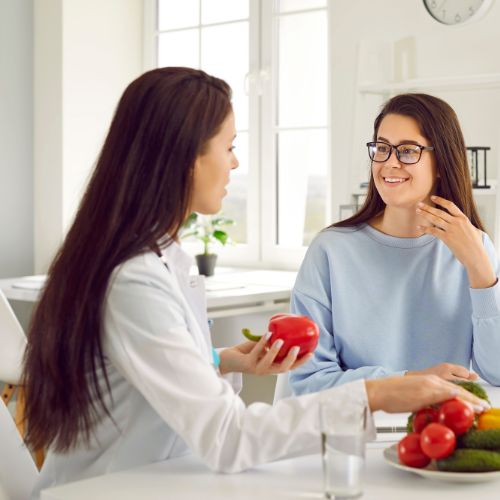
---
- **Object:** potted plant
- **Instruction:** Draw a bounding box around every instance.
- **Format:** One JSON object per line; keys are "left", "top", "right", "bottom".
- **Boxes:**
{"left": 181, "top": 212, "right": 235, "bottom": 276}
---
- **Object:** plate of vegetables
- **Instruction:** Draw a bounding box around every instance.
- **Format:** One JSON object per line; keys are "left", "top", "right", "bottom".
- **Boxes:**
{"left": 383, "top": 381, "right": 500, "bottom": 482}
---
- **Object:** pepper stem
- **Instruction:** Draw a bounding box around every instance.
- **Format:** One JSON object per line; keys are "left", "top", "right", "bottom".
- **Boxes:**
{"left": 241, "top": 328, "right": 262, "bottom": 342}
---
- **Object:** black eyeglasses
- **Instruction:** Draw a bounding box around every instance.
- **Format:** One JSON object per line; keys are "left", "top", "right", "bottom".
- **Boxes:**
{"left": 366, "top": 141, "right": 434, "bottom": 165}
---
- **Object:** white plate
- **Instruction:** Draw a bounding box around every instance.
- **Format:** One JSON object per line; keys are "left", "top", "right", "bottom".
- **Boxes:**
{"left": 383, "top": 444, "right": 500, "bottom": 483}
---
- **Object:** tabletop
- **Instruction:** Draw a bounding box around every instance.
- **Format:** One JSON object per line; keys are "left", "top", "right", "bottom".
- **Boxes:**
{"left": 40, "top": 442, "right": 500, "bottom": 500}
{"left": 41, "top": 385, "right": 500, "bottom": 500}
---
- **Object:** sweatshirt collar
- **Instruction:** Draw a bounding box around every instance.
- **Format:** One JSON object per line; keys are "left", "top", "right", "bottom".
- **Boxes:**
{"left": 362, "top": 223, "right": 436, "bottom": 249}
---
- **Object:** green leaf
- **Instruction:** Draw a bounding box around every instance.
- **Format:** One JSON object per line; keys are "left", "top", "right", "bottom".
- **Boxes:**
{"left": 211, "top": 216, "right": 235, "bottom": 228}
{"left": 213, "top": 230, "right": 229, "bottom": 245}
{"left": 179, "top": 212, "right": 234, "bottom": 253}
{"left": 180, "top": 230, "right": 199, "bottom": 240}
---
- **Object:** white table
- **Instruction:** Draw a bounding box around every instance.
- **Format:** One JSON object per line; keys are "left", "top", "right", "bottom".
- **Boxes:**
{"left": 41, "top": 386, "right": 500, "bottom": 500}
{"left": 0, "top": 268, "right": 297, "bottom": 319}
{"left": 39, "top": 443, "right": 500, "bottom": 500}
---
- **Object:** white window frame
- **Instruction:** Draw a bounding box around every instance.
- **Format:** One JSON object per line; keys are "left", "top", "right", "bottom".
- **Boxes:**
{"left": 260, "top": 1, "right": 331, "bottom": 268}
{"left": 143, "top": 0, "right": 332, "bottom": 270}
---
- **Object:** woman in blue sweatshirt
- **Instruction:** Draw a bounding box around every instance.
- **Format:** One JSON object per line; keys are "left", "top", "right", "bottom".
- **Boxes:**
{"left": 290, "top": 93, "right": 500, "bottom": 394}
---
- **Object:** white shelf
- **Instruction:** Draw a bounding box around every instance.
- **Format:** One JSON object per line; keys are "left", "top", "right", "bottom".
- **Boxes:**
{"left": 473, "top": 186, "right": 497, "bottom": 196}
{"left": 359, "top": 73, "right": 500, "bottom": 95}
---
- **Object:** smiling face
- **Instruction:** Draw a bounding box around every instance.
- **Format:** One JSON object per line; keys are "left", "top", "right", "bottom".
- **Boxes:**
{"left": 372, "top": 113, "right": 438, "bottom": 210}
{"left": 190, "top": 111, "right": 239, "bottom": 214}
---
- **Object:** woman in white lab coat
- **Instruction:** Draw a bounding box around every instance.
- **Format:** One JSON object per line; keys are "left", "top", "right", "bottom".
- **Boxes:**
{"left": 21, "top": 68, "right": 486, "bottom": 495}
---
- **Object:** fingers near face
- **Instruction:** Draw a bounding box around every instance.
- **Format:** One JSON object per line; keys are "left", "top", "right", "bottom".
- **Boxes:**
{"left": 430, "top": 195, "right": 463, "bottom": 217}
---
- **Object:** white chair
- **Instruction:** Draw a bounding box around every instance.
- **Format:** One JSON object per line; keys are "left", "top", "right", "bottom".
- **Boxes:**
{"left": 0, "top": 289, "right": 27, "bottom": 439}
{"left": 273, "top": 373, "right": 294, "bottom": 404}
{"left": 0, "top": 288, "right": 28, "bottom": 435}
{"left": 0, "top": 289, "right": 40, "bottom": 498}
{"left": 0, "top": 289, "right": 26, "bottom": 387}
{"left": 0, "top": 399, "right": 39, "bottom": 500}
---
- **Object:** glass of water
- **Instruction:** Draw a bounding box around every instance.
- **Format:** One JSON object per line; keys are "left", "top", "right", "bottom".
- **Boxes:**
{"left": 320, "top": 399, "right": 367, "bottom": 499}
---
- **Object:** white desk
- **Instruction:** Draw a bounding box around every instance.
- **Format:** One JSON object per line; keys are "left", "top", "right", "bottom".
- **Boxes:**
{"left": 39, "top": 444, "right": 500, "bottom": 500}
{"left": 40, "top": 386, "right": 500, "bottom": 500}
{"left": 0, "top": 268, "right": 297, "bottom": 319}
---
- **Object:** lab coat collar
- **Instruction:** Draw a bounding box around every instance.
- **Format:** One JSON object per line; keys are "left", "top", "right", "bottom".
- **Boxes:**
{"left": 159, "top": 240, "right": 194, "bottom": 276}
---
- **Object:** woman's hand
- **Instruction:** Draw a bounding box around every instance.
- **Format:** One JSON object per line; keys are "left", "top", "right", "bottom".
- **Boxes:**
{"left": 218, "top": 332, "right": 313, "bottom": 376}
{"left": 406, "top": 362, "right": 478, "bottom": 382}
{"left": 416, "top": 195, "right": 497, "bottom": 288}
{"left": 366, "top": 374, "right": 490, "bottom": 413}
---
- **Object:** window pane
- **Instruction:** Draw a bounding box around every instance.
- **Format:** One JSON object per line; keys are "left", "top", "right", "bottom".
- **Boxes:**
{"left": 201, "top": 0, "right": 248, "bottom": 24}
{"left": 158, "top": 0, "right": 199, "bottom": 31}
{"left": 278, "top": 11, "right": 327, "bottom": 127}
{"left": 277, "top": 130, "right": 328, "bottom": 247}
{"left": 201, "top": 22, "right": 249, "bottom": 129}
{"left": 221, "top": 132, "right": 248, "bottom": 244}
{"left": 158, "top": 30, "right": 199, "bottom": 69}
{"left": 278, "top": 0, "right": 326, "bottom": 13}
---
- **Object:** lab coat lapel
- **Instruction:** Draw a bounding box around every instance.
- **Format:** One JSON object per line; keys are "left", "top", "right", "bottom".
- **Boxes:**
{"left": 160, "top": 243, "right": 213, "bottom": 363}
{"left": 179, "top": 274, "right": 212, "bottom": 351}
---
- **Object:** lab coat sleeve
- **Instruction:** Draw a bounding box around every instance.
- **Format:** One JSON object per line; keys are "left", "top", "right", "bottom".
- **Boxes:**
{"left": 470, "top": 233, "right": 500, "bottom": 385}
{"left": 215, "top": 347, "right": 243, "bottom": 394}
{"left": 103, "top": 256, "right": 374, "bottom": 473}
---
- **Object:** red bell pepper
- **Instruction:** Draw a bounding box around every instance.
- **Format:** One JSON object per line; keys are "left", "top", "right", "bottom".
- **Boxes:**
{"left": 242, "top": 313, "right": 319, "bottom": 363}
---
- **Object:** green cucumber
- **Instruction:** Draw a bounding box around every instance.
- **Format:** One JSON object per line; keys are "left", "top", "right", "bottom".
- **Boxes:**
{"left": 437, "top": 449, "right": 500, "bottom": 472}
{"left": 460, "top": 429, "right": 500, "bottom": 450}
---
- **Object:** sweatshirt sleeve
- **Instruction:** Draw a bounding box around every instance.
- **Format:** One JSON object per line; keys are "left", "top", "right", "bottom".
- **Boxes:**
{"left": 103, "top": 256, "right": 374, "bottom": 473}
{"left": 289, "top": 237, "right": 405, "bottom": 396}
{"left": 470, "top": 233, "right": 500, "bottom": 385}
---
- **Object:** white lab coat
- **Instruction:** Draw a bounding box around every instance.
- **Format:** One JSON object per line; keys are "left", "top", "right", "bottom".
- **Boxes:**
{"left": 32, "top": 243, "right": 372, "bottom": 497}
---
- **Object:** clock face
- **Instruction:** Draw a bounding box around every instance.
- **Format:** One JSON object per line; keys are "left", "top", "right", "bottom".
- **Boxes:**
{"left": 423, "top": 0, "right": 494, "bottom": 25}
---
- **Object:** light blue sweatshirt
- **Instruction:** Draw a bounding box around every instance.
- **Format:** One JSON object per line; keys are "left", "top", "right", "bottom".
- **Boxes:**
{"left": 289, "top": 224, "right": 500, "bottom": 394}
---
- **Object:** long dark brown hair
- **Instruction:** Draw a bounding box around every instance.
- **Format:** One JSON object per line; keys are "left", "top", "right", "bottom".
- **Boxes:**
{"left": 22, "top": 67, "right": 232, "bottom": 451}
{"left": 333, "top": 93, "right": 485, "bottom": 231}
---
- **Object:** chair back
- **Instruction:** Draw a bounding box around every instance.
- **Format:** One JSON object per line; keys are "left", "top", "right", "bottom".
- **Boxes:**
{"left": 273, "top": 373, "right": 294, "bottom": 404}
{"left": 0, "top": 290, "right": 27, "bottom": 385}
{"left": 0, "top": 400, "right": 39, "bottom": 500}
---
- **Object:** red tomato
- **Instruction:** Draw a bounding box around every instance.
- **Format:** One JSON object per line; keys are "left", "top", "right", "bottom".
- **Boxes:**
{"left": 420, "top": 423, "right": 456, "bottom": 459}
{"left": 397, "top": 433, "right": 430, "bottom": 468}
{"left": 437, "top": 398, "right": 474, "bottom": 436}
{"left": 413, "top": 407, "right": 439, "bottom": 433}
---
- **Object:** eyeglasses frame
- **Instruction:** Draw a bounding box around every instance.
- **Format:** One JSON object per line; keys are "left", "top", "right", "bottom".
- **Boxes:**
{"left": 366, "top": 141, "right": 434, "bottom": 165}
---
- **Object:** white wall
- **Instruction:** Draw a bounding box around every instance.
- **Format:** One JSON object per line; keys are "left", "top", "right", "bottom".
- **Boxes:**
{"left": 33, "top": 0, "right": 63, "bottom": 276}
{"left": 0, "top": 0, "right": 33, "bottom": 278}
{"left": 34, "top": 0, "right": 144, "bottom": 273}
{"left": 330, "top": 0, "right": 500, "bottom": 244}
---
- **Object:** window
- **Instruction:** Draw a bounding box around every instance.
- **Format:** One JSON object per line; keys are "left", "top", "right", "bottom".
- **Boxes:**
{"left": 145, "top": 0, "right": 330, "bottom": 268}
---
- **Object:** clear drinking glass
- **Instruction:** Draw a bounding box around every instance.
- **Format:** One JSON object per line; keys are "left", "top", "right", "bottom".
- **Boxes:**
{"left": 320, "top": 400, "right": 367, "bottom": 499}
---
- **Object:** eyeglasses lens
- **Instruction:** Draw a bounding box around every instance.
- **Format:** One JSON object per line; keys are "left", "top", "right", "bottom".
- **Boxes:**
{"left": 369, "top": 143, "right": 421, "bottom": 164}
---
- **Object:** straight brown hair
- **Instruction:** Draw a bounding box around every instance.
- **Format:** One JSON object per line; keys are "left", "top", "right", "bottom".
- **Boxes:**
{"left": 333, "top": 93, "right": 485, "bottom": 231}
{"left": 22, "top": 67, "right": 232, "bottom": 452}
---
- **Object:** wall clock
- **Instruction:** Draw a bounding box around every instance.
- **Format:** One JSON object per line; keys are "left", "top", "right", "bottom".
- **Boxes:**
{"left": 423, "top": 0, "right": 494, "bottom": 25}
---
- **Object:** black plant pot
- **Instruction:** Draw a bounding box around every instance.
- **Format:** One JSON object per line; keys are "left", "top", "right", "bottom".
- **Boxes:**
{"left": 196, "top": 254, "right": 218, "bottom": 277}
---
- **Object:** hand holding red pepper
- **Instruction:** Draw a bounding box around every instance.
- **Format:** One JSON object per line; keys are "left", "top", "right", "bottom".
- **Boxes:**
{"left": 242, "top": 313, "right": 320, "bottom": 363}
{"left": 218, "top": 313, "right": 319, "bottom": 376}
